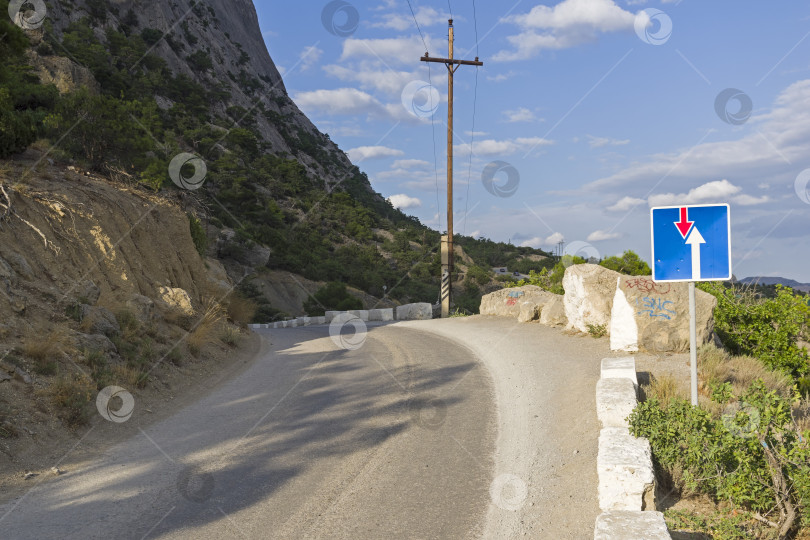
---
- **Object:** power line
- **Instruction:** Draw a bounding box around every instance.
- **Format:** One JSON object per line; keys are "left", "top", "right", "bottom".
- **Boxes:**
{"left": 463, "top": 0, "right": 480, "bottom": 235}
{"left": 463, "top": 66, "right": 478, "bottom": 236}
{"left": 406, "top": 0, "right": 428, "bottom": 52}
{"left": 405, "top": 0, "right": 442, "bottom": 229}
{"left": 428, "top": 64, "right": 442, "bottom": 231}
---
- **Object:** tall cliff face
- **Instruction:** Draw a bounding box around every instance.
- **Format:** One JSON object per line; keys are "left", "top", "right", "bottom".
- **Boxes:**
{"left": 40, "top": 0, "right": 358, "bottom": 186}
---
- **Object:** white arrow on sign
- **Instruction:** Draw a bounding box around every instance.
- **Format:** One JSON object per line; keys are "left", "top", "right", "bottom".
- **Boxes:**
{"left": 685, "top": 226, "right": 706, "bottom": 280}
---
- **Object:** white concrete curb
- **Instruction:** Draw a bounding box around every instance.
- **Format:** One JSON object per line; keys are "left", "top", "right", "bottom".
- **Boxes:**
{"left": 596, "top": 378, "right": 637, "bottom": 429}
{"left": 594, "top": 357, "right": 670, "bottom": 539}
{"left": 594, "top": 511, "right": 670, "bottom": 540}
{"left": 250, "top": 304, "right": 427, "bottom": 330}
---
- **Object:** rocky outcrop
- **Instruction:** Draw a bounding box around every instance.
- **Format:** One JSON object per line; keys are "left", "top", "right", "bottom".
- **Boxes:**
{"left": 26, "top": 52, "right": 100, "bottom": 94}
{"left": 157, "top": 286, "right": 194, "bottom": 316}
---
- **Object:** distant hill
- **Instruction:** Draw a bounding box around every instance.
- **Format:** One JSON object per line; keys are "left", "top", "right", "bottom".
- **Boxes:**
{"left": 739, "top": 276, "right": 810, "bottom": 293}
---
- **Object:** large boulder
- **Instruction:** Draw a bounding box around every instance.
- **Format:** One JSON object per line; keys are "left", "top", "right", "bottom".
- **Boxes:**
{"left": 610, "top": 275, "right": 717, "bottom": 353}
{"left": 479, "top": 285, "right": 560, "bottom": 321}
{"left": 539, "top": 295, "right": 567, "bottom": 326}
{"left": 563, "top": 265, "right": 622, "bottom": 333}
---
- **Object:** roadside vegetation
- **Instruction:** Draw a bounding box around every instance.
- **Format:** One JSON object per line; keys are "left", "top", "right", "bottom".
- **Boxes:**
{"left": 631, "top": 283, "right": 810, "bottom": 539}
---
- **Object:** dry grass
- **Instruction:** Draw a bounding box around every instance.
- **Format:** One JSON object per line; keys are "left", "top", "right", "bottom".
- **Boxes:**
{"left": 47, "top": 373, "right": 95, "bottom": 428}
{"left": 225, "top": 292, "right": 257, "bottom": 328}
{"left": 220, "top": 325, "right": 241, "bottom": 347}
{"left": 21, "top": 329, "right": 70, "bottom": 362}
{"left": 645, "top": 373, "right": 687, "bottom": 404}
{"left": 187, "top": 299, "right": 225, "bottom": 356}
{"left": 698, "top": 344, "right": 793, "bottom": 399}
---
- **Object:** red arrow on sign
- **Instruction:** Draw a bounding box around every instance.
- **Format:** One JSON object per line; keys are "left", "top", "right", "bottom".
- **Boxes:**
{"left": 674, "top": 207, "right": 693, "bottom": 238}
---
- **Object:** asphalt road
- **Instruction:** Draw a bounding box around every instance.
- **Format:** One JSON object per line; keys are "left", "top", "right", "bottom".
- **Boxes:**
{"left": 0, "top": 322, "right": 501, "bottom": 539}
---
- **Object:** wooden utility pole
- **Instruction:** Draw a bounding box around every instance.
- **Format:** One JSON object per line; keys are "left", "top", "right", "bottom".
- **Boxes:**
{"left": 421, "top": 19, "right": 483, "bottom": 317}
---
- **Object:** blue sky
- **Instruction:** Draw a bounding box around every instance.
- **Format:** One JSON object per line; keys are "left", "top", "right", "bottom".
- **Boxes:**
{"left": 254, "top": 0, "right": 810, "bottom": 282}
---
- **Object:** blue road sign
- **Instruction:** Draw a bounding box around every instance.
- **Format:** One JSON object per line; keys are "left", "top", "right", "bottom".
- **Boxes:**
{"left": 650, "top": 204, "right": 731, "bottom": 282}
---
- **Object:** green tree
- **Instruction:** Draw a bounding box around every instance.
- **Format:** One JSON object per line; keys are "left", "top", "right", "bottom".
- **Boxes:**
{"left": 303, "top": 282, "right": 363, "bottom": 316}
{"left": 599, "top": 250, "right": 651, "bottom": 275}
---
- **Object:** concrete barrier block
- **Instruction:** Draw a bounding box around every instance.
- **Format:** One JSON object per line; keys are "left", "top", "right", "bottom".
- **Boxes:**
{"left": 600, "top": 357, "right": 638, "bottom": 385}
{"left": 368, "top": 308, "right": 394, "bottom": 321}
{"left": 596, "top": 378, "right": 638, "bottom": 429}
{"left": 248, "top": 324, "right": 260, "bottom": 329}
{"left": 325, "top": 311, "right": 339, "bottom": 323}
{"left": 347, "top": 310, "right": 369, "bottom": 322}
{"left": 281, "top": 321, "right": 288, "bottom": 328}
{"left": 314, "top": 316, "right": 326, "bottom": 325}
{"left": 598, "top": 427, "right": 656, "bottom": 512}
{"left": 396, "top": 303, "right": 433, "bottom": 320}
{"left": 594, "top": 511, "right": 670, "bottom": 540}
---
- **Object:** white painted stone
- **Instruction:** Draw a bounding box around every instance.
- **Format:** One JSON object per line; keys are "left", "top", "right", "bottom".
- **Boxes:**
{"left": 248, "top": 324, "right": 260, "bottom": 329}
{"left": 598, "top": 427, "right": 656, "bottom": 512}
{"left": 563, "top": 264, "right": 621, "bottom": 333}
{"left": 273, "top": 322, "right": 280, "bottom": 328}
{"left": 600, "top": 357, "right": 638, "bottom": 385}
{"left": 281, "top": 321, "right": 288, "bottom": 328}
{"left": 324, "top": 311, "right": 340, "bottom": 323}
{"left": 299, "top": 317, "right": 311, "bottom": 326}
{"left": 315, "top": 316, "right": 326, "bottom": 325}
{"left": 609, "top": 277, "right": 639, "bottom": 352}
{"left": 395, "top": 303, "right": 433, "bottom": 320}
{"left": 347, "top": 310, "right": 369, "bottom": 322}
{"left": 596, "top": 378, "right": 637, "bottom": 429}
{"left": 368, "top": 308, "right": 394, "bottom": 321}
{"left": 594, "top": 511, "right": 671, "bottom": 540}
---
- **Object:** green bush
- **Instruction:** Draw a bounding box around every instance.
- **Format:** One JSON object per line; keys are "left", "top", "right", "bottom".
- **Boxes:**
{"left": 629, "top": 380, "right": 810, "bottom": 534}
{"left": 188, "top": 214, "right": 207, "bottom": 258}
{"left": 699, "top": 283, "right": 809, "bottom": 377}
{"left": 303, "top": 282, "right": 362, "bottom": 316}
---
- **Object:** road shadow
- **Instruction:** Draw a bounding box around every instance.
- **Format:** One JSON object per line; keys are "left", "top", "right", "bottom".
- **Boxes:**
{"left": 1, "top": 324, "right": 486, "bottom": 539}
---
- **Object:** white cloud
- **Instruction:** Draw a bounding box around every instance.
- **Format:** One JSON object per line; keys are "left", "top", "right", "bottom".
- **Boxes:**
{"left": 388, "top": 194, "right": 422, "bottom": 209}
{"left": 299, "top": 45, "right": 323, "bottom": 71}
{"left": 347, "top": 145, "right": 404, "bottom": 162}
{"left": 323, "top": 62, "right": 419, "bottom": 96}
{"left": 340, "top": 36, "right": 428, "bottom": 63}
{"left": 647, "top": 180, "right": 771, "bottom": 208}
{"left": 587, "top": 230, "right": 621, "bottom": 241}
{"left": 494, "top": 0, "right": 638, "bottom": 61}
{"left": 392, "top": 159, "right": 431, "bottom": 169}
{"left": 292, "top": 87, "right": 417, "bottom": 122}
{"left": 729, "top": 194, "right": 770, "bottom": 206}
{"left": 372, "top": 6, "right": 448, "bottom": 31}
{"left": 588, "top": 80, "right": 810, "bottom": 191}
{"left": 504, "top": 107, "right": 540, "bottom": 123}
{"left": 294, "top": 87, "right": 381, "bottom": 115}
{"left": 455, "top": 137, "right": 554, "bottom": 156}
{"left": 647, "top": 179, "right": 740, "bottom": 207}
{"left": 607, "top": 196, "right": 646, "bottom": 212}
{"left": 587, "top": 135, "right": 630, "bottom": 148}
{"left": 521, "top": 232, "right": 565, "bottom": 248}
{"left": 487, "top": 71, "right": 517, "bottom": 82}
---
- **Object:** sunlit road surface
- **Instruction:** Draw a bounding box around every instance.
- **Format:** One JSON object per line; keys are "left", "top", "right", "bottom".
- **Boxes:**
{"left": 0, "top": 317, "right": 606, "bottom": 539}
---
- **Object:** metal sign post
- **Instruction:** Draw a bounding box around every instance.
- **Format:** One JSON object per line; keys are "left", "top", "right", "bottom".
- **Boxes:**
{"left": 651, "top": 204, "right": 732, "bottom": 406}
